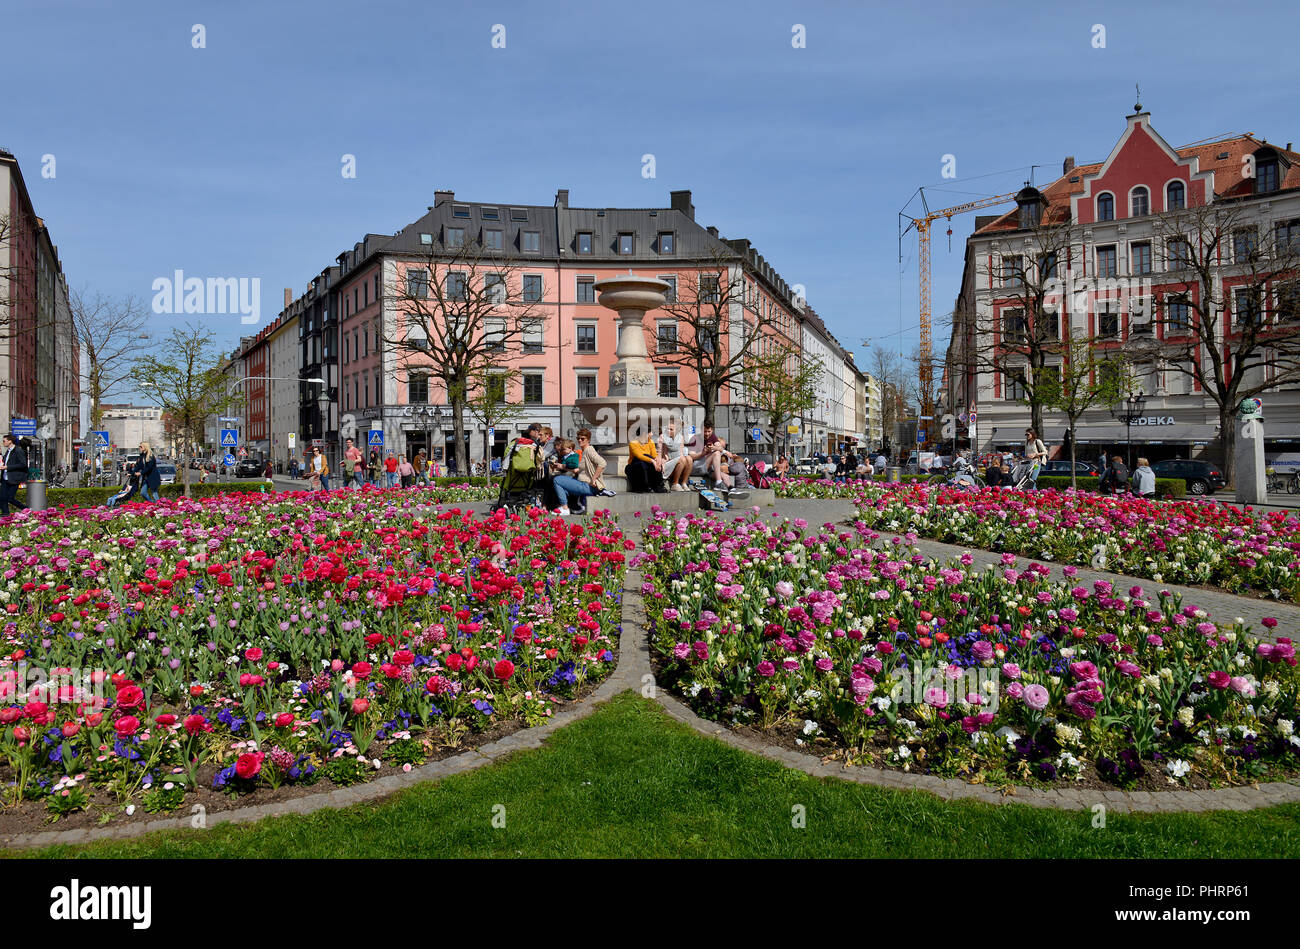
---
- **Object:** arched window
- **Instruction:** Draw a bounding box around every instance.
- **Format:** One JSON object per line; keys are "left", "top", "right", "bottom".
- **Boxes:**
{"left": 1097, "top": 193, "right": 1114, "bottom": 221}
{"left": 1131, "top": 186, "right": 1150, "bottom": 217}
{"left": 1166, "top": 181, "right": 1185, "bottom": 210}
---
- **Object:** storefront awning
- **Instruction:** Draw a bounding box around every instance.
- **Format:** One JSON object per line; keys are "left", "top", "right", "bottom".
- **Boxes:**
{"left": 1066, "top": 423, "right": 1219, "bottom": 446}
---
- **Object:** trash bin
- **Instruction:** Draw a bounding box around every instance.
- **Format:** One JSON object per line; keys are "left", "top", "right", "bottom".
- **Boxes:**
{"left": 25, "top": 479, "right": 47, "bottom": 511}
{"left": 887, "top": 466, "right": 901, "bottom": 483}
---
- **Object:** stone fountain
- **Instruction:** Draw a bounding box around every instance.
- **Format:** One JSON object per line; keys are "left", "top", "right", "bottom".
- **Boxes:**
{"left": 574, "top": 275, "right": 693, "bottom": 482}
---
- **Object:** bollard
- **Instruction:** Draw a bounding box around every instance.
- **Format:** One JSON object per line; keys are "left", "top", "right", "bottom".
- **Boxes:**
{"left": 887, "top": 466, "right": 901, "bottom": 483}
{"left": 25, "top": 479, "right": 47, "bottom": 511}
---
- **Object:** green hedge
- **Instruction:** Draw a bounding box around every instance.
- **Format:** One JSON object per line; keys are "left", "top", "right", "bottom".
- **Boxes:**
{"left": 1033, "top": 475, "right": 1186, "bottom": 498}
{"left": 16, "top": 481, "right": 272, "bottom": 510}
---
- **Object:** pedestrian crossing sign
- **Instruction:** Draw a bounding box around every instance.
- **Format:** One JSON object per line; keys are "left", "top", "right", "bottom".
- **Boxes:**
{"left": 220, "top": 429, "right": 238, "bottom": 448}
{"left": 368, "top": 430, "right": 384, "bottom": 447}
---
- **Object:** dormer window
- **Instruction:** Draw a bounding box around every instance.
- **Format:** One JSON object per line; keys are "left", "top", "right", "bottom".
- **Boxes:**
{"left": 1257, "top": 156, "right": 1280, "bottom": 194}
{"left": 1130, "top": 186, "right": 1150, "bottom": 217}
{"left": 1097, "top": 193, "right": 1114, "bottom": 222}
{"left": 1015, "top": 186, "right": 1044, "bottom": 228}
{"left": 1166, "top": 181, "right": 1185, "bottom": 210}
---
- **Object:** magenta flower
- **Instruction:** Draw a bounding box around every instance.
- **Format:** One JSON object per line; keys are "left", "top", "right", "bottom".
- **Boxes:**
{"left": 1022, "top": 684, "right": 1050, "bottom": 710}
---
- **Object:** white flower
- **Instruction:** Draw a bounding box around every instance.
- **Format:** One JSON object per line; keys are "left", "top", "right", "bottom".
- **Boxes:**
{"left": 896, "top": 745, "right": 911, "bottom": 759}
{"left": 802, "top": 720, "right": 820, "bottom": 736}
{"left": 1177, "top": 707, "right": 1195, "bottom": 728}
{"left": 1166, "top": 759, "right": 1191, "bottom": 778}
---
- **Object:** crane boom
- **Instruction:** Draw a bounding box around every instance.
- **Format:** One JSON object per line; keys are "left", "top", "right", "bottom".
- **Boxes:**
{"left": 901, "top": 189, "right": 1015, "bottom": 446}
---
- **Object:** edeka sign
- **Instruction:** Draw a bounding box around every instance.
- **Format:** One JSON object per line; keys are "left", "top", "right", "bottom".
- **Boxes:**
{"left": 1132, "top": 416, "right": 1176, "bottom": 425}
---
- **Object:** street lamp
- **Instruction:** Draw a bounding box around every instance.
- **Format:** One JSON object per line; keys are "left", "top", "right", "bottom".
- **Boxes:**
{"left": 1111, "top": 392, "right": 1148, "bottom": 470}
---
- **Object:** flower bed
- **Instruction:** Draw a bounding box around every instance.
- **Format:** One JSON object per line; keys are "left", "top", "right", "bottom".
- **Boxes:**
{"left": 0, "top": 492, "right": 628, "bottom": 828}
{"left": 853, "top": 483, "right": 1300, "bottom": 603}
{"left": 639, "top": 510, "right": 1300, "bottom": 790}
{"left": 16, "top": 481, "right": 498, "bottom": 511}
{"left": 774, "top": 477, "right": 935, "bottom": 499}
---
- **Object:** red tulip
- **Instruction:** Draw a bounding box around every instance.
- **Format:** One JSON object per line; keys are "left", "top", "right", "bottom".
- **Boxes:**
{"left": 494, "top": 659, "right": 515, "bottom": 681}
{"left": 351, "top": 698, "right": 369, "bottom": 715}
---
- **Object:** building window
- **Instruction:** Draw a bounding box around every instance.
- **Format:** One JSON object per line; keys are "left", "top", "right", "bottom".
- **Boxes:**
{"left": 700, "top": 274, "right": 720, "bottom": 303}
{"left": 374, "top": 273, "right": 381, "bottom": 302}
{"left": 523, "top": 373, "right": 543, "bottom": 404}
{"left": 408, "top": 376, "right": 429, "bottom": 403}
{"left": 452, "top": 205, "right": 470, "bottom": 218}
{"left": 1257, "top": 158, "right": 1280, "bottom": 194}
{"left": 1168, "top": 237, "right": 1192, "bottom": 269}
{"left": 484, "top": 273, "right": 506, "bottom": 304}
{"left": 485, "top": 374, "right": 507, "bottom": 404}
{"left": 1038, "top": 252, "right": 1058, "bottom": 281}
{"left": 485, "top": 319, "right": 506, "bottom": 352}
{"left": 522, "top": 274, "right": 542, "bottom": 302}
{"left": 447, "top": 272, "right": 467, "bottom": 301}
{"left": 522, "top": 320, "right": 543, "bottom": 353}
{"left": 659, "top": 275, "right": 677, "bottom": 303}
{"left": 406, "top": 326, "right": 429, "bottom": 351}
{"left": 1003, "top": 371, "right": 1024, "bottom": 401}
{"left": 420, "top": 233, "right": 432, "bottom": 244}
{"left": 1097, "top": 245, "right": 1118, "bottom": 278}
{"left": 576, "top": 323, "right": 596, "bottom": 353}
{"left": 576, "top": 374, "right": 597, "bottom": 399}
{"left": 406, "top": 268, "right": 429, "bottom": 298}
{"left": 576, "top": 277, "right": 596, "bottom": 303}
{"left": 521, "top": 230, "right": 540, "bottom": 252}
{"left": 482, "top": 207, "right": 499, "bottom": 221}
{"left": 1097, "top": 193, "right": 1114, "bottom": 221}
{"left": 1276, "top": 219, "right": 1300, "bottom": 255}
{"left": 1235, "top": 288, "right": 1262, "bottom": 326}
{"left": 1002, "top": 308, "right": 1026, "bottom": 342}
{"left": 1041, "top": 310, "right": 1060, "bottom": 340}
{"left": 618, "top": 233, "right": 635, "bottom": 255}
{"left": 510, "top": 208, "right": 528, "bottom": 222}
{"left": 1131, "top": 242, "right": 1152, "bottom": 275}
{"left": 1166, "top": 181, "right": 1185, "bottom": 210}
{"left": 446, "top": 227, "right": 465, "bottom": 247}
{"left": 577, "top": 232, "right": 592, "bottom": 254}
{"left": 484, "top": 229, "right": 503, "bottom": 251}
{"left": 1278, "top": 282, "right": 1300, "bottom": 322}
{"left": 1001, "top": 255, "right": 1023, "bottom": 287}
{"left": 1130, "top": 187, "right": 1150, "bottom": 217}
{"left": 658, "top": 232, "right": 674, "bottom": 254}
{"left": 1097, "top": 307, "right": 1119, "bottom": 338}
{"left": 1166, "top": 297, "right": 1191, "bottom": 332}
{"left": 657, "top": 373, "right": 679, "bottom": 398}
{"left": 656, "top": 322, "right": 678, "bottom": 353}
{"left": 1234, "top": 227, "right": 1258, "bottom": 263}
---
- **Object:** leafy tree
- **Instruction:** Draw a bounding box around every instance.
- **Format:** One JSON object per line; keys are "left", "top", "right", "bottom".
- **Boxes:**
{"left": 1036, "top": 335, "right": 1131, "bottom": 488}
{"left": 745, "top": 347, "right": 823, "bottom": 458}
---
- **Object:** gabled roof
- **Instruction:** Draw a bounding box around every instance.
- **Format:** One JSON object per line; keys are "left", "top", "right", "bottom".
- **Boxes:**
{"left": 975, "top": 119, "right": 1300, "bottom": 236}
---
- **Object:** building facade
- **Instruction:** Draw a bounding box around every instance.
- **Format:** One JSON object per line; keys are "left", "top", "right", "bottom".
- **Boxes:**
{"left": 946, "top": 110, "right": 1300, "bottom": 463}
{"left": 99, "top": 403, "right": 165, "bottom": 455}
{"left": 0, "top": 148, "right": 79, "bottom": 468}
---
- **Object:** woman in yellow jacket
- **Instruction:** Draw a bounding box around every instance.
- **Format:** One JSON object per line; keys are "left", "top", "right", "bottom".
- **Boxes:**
{"left": 625, "top": 431, "right": 666, "bottom": 493}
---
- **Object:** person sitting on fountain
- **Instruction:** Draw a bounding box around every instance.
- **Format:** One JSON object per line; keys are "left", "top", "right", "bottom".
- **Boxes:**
{"left": 553, "top": 428, "right": 615, "bottom": 515}
{"left": 626, "top": 428, "right": 667, "bottom": 493}
{"left": 685, "top": 422, "right": 731, "bottom": 491}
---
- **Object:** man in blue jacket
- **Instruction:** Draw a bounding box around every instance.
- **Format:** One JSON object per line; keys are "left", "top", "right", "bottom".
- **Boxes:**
{"left": 0, "top": 434, "right": 29, "bottom": 515}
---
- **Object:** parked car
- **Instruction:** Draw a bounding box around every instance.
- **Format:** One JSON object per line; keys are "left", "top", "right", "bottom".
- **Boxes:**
{"left": 1040, "top": 460, "right": 1100, "bottom": 477}
{"left": 156, "top": 463, "right": 177, "bottom": 485}
{"left": 234, "top": 458, "right": 264, "bottom": 478}
{"left": 1151, "top": 458, "right": 1226, "bottom": 495}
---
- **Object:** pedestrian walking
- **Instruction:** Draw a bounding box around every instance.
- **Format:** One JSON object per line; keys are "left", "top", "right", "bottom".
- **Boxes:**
{"left": 399, "top": 454, "right": 415, "bottom": 488}
{"left": 345, "top": 438, "right": 365, "bottom": 489}
{"left": 1023, "top": 428, "right": 1048, "bottom": 489}
{"left": 134, "top": 442, "right": 161, "bottom": 502}
{"left": 384, "top": 451, "right": 399, "bottom": 488}
{"left": 0, "top": 434, "right": 30, "bottom": 515}
{"left": 308, "top": 447, "right": 324, "bottom": 491}
{"left": 414, "top": 450, "right": 429, "bottom": 485}
{"left": 1132, "top": 457, "right": 1156, "bottom": 499}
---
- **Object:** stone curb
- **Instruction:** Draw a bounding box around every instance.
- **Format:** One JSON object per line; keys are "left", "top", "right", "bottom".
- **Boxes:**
{"left": 0, "top": 573, "right": 649, "bottom": 852}
{"left": 627, "top": 551, "right": 1300, "bottom": 814}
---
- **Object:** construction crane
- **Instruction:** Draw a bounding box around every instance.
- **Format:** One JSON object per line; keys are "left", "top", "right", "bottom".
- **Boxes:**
{"left": 899, "top": 188, "right": 1016, "bottom": 446}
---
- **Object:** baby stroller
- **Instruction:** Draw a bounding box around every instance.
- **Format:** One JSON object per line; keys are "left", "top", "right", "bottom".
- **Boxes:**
{"left": 1008, "top": 461, "right": 1038, "bottom": 490}
{"left": 105, "top": 474, "right": 140, "bottom": 509}
{"left": 747, "top": 460, "right": 773, "bottom": 489}
{"left": 490, "top": 438, "right": 547, "bottom": 514}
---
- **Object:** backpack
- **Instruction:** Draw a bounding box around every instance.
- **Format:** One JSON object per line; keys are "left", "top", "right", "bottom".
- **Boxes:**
{"left": 507, "top": 439, "right": 539, "bottom": 479}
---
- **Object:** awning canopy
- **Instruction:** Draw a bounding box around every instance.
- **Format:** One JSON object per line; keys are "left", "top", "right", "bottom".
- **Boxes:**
{"left": 1068, "top": 423, "right": 1219, "bottom": 446}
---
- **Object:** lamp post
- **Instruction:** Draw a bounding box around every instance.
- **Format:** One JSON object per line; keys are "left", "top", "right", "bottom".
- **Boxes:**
{"left": 1111, "top": 392, "right": 1148, "bottom": 471}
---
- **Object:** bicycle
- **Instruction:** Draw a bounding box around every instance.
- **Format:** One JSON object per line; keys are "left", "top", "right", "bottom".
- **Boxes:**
{"left": 1288, "top": 471, "right": 1300, "bottom": 496}
{"left": 1266, "top": 467, "right": 1289, "bottom": 493}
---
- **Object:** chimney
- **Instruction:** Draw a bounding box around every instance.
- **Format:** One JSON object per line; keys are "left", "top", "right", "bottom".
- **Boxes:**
{"left": 434, "top": 189, "right": 454, "bottom": 204}
{"left": 284, "top": 288, "right": 293, "bottom": 309}
{"left": 555, "top": 189, "right": 569, "bottom": 209}
{"left": 1063, "top": 156, "right": 1075, "bottom": 174}
{"left": 706, "top": 225, "right": 719, "bottom": 238}
{"left": 670, "top": 189, "right": 694, "bottom": 220}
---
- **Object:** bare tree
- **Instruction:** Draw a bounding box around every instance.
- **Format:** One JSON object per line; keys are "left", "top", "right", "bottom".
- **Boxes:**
{"left": 70, "top": 289, "right": 153, "bottom": 427}
{"left": 745, "top": 347, "right": 823, "bottom": 457}
{"left": 867, "top": 347, "right": 909, "bottom": 454}
{"left": 1147, "top": 200, "right": 1300, "bottom": 484}
{"left": 1036, "top": 334, "right": 1132, "bottom": 488}
{"left": 131, "top": 323, "right": 242, "bottom": 497}
{"left": 460, "top": 362, "right": 522, "bottom": 485}
{"left": 650, "top": 248, "right": 784, "bottom": 428}
{"left": 383, "top": 240, "right": 547, "bottom": 476}
{"left": 963, "top": 220, "right": 1081, "bottom": 434}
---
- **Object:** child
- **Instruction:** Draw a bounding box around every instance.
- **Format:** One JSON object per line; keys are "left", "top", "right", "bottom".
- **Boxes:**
{"left": 105, "top": 472, "right": 140, "bottom": 508}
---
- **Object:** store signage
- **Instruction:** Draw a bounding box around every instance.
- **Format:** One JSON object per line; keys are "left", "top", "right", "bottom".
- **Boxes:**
{"left": 1132, "top": 416, "right": 1177, "bottom": 426}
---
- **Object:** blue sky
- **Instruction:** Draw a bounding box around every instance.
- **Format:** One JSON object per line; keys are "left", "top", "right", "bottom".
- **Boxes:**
{"left": 6, "top": 0, "right": 1299, "bottom": 375}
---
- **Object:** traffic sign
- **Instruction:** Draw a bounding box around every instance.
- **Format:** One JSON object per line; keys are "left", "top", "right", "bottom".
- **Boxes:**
{"left": 90, "top": 430, "right": 110, "bottom": 449}
{"left": 223, "top": 452, "right": 236, "bottom": 466}
{"left": 287, "top": 433, "right": 296, "bottom": 451}
{"left": 218, "top": 416, "right": 241, "bottom": 423}
{"left": 488, "top": 426, "right": 495, "bottom": 440}
{"left": 11, "top": 418, "right": 36, "bottom": 436}
{"left": 750, "top": 427, "right": 762, "bottom": 441}
{"left": 220, "top": 429, "right": 238, "bottom": 448}
{"left": 917, "top": 430, "right": 926, "bottom": 444}
{"left": 367, "top": 430, "right": 384, "bottom": 447}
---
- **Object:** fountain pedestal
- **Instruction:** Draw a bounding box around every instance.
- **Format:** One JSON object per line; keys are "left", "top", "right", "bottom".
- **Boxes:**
{"left": 574, "top": 276, "right": 691, "bottom": 484}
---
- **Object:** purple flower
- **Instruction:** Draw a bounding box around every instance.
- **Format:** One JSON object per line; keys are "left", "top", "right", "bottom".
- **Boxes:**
{"left": 1022, "top": 684, "right": 1050, "bottom": 710}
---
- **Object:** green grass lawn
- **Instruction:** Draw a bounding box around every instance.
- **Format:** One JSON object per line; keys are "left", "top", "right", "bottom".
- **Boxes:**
{"left": 13, "top": 692, "right": 1300, "bottom": 859}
